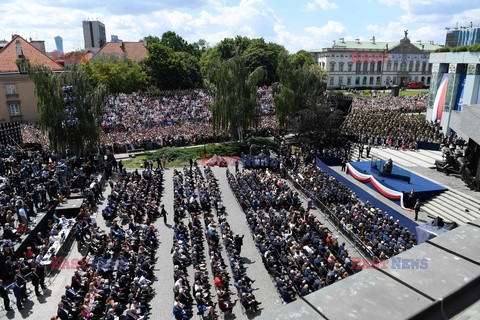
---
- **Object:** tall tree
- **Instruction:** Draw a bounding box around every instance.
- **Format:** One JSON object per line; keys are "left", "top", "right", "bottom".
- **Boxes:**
{"left": 274, "top": 52, "right": 332, "bottom": 141}
{"left": 210, "top": 56, "right": 264, "bottom": 141}
{"left": 28, "top": 64, "right": 107, "bottom": 154}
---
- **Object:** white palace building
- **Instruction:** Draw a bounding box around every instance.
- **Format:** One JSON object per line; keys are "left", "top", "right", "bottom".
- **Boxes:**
{"left": 311, "top": 32, "right": 443, "bottom": 89}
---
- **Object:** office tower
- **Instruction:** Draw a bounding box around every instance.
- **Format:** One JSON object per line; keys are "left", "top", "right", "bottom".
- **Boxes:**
{"left": 54, "top": 35, "right": 63, "bottom": 53}
{"left": 82, "top": 20, "right": 106, "bottom": 51}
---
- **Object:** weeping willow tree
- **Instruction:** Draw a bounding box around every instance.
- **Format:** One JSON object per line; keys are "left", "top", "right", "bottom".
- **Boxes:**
{"left": 210, "top": 56, "right": 264, "bottom": 141}
{"left": 273, "top": 52, "right": 328, "bottom": 130}
{"left": 28, "top": 63, "right": 107, "bottom": 155}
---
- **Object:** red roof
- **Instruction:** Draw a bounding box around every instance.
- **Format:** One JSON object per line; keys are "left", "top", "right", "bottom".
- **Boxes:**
{"left": 92, "top": 41, "right": 148, "bottom": 62}
{"left": 0, "top": 35, "right": 64, "bottom": 73}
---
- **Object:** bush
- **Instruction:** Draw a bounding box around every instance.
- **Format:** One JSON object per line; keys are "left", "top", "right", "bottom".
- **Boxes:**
{"left": 469, "top": 44, "right": 480, "bottom": 52}
{"left": 435, "top": 47, "right": 451, "bottom": 52}
{"left": 452, "top": 45, "right": 469, "bottom": 52}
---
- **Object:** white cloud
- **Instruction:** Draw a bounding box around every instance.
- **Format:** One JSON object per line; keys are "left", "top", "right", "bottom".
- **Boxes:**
{"left": 275, "top": 20, "right": 347, "bottom": 52}
{"left": 306, "top": 0, "right": 338, "bottom": 11}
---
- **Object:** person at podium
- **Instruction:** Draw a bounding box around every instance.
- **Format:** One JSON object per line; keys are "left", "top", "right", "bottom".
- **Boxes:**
{"left": 383, "top": 158, "right": 393, "bottom": 174}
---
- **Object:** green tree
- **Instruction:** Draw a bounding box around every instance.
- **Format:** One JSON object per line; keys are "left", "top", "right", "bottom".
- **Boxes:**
{"left": 199, "top": 46, "right": 223, "bottom": 85}
{"left": 83, "top": 59, "right": 149, "bottom": 94}
{"left": 28, "top": 63, "right": 107, "bottom": 154}
{"left": 200, "top": 37, "right": 287, "bottom": 86}
{"left": 289, "top": 50, "right": 315, "bottom": 69}
{"left": 143, "top": 43, "right": 190, "bottom": 90}
{"left": 177, "top": 51, "right": 203, "bottom": 88}
{"left": 274, "top": 52, "right": 331, "bottom": 141}
{"left": 210, "top": 56, "right": 264, "bottom": 141}
{"left": 243, "top": 38, "right": 285, "bottom": 85}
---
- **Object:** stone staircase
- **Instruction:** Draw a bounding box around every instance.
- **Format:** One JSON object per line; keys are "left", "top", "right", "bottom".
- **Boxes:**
{"left": 421, "top": 189, "right": 480, "bottom": 224}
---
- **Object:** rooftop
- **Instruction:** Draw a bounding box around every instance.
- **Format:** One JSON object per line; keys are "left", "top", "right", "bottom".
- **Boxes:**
{"left": 92, "top": 41, "right": 148, "bottom": 62}
{"left": 311, "top": 38, "right": 443, "bottom": 53}
{"left": 0, "top": 35, "right": 64, "bottom": 73}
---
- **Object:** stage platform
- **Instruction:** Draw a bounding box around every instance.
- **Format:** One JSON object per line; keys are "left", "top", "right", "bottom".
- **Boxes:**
{"left": 347, "top": 161, "right": 447, "bottom": 207}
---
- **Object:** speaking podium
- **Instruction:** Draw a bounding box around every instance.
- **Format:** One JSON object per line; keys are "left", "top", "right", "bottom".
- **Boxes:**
{"left": 370, "top": 154, "right": 411, "bottom": 183}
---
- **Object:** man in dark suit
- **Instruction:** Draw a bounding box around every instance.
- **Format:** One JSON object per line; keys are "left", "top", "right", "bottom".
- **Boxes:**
{"left": 30, "top": 268, "right": 41, "bottom": 296}
{"left": 14, "top": 270, "right": 27, "bottom": 302}
{"left": 0, "top": 279, "right": 12, "bottom": 311}
{"left": 11, "top": 279, "right": 23, "bottom": 310}
{"left": 57, "top": 302, "right": 70, "bottom": 320}
{"left": 35, "top": 261, "right": 46, "bottom": 290}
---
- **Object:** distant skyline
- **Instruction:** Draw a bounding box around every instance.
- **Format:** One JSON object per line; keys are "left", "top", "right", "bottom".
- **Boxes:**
{"left": 0, "top": 0, "right": 479, "bottom": 53}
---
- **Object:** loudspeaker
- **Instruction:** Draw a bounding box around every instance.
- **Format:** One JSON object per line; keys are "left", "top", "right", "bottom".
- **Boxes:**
{"left": 432, "top": 216, "right": 444, "bottom": 227}
{"left": 0, "top": 121, "right": 22, "bottom": 145}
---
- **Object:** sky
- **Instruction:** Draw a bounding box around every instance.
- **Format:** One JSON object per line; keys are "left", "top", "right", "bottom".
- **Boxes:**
{"left": 1, "top": 0, "right": 479, "bottom": 54}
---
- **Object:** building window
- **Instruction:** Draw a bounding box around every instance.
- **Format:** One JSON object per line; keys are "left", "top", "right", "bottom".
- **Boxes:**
{"left": 414, "top": 76, "right": 418, "bottom": 82}
{"left": 329, "top": 77, "right": 334, "bottom": 85}
{"left": 415, "top": 61, "right": 420, "bottom": 72}
{"left": 5, "top": 84, "right": 17, "bottom": 95}
{"left": 376, "top": 76, "right": 381, "bottom": 85}
{"left": 401, "top": 62, "right": 407, "bottom": 72}
{"left": 356, "top": 63, "right": 361, "bottom": 72}
{"left": 339, "top": 77, "right": 343, "bottom": 85}
{"left": 355, "top": 76, "right": 360, "bottom": 85}
{"left": 8, "top": 103, "right": 21, "bottom": 116}
{"left": 370, "top": 63, "right": 375, "bottom": 72}
{"left": 428, "top": 63, "right": 432, "bottom": 72}
{"left": 369, "top": 77, "right": 374, "bottom": 85}
{"left": 16, "top": 62, "right": 28, "bottom": 74}
{"left": 393, "top": 62, "right": 398, "bottom": 72}
{"left": 409, "top": 61, "right": 414, "bottom": 72}
{"left": 363, "top": 62, "right": 368, "bottom": 72}
{"left": 362, "top": 77, "right": 367, "bottom": 85}
{"left": 347, "top": 62, "right": 352, "bottom": 72}
{"left": 422, "top": 62, "right": 427, "bottom": 72}
{"left": 347, "top": 77, "right": 351, "bottom": 85}
{"left": 377, "top": 61, "right": 382, "bottom": 72}
{"left": 330, "top": 62, "right": 335, "bottom": 72}
{"left": 427, "top": 77, "right": 431, "bottom": 85}
{"left": 339, "top": 62, "right": 344, "bottom": 72}
{"left": 386, "top": 61, "right": 391, "bottom": 72}
{"left": 386, "top": 76, "right": 391, "bottom": 86}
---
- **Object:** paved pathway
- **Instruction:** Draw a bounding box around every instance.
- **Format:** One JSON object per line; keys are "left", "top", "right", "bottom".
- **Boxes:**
{"left": 150, "top": 168, "right": 175, "bottom": 320}
{"left": 211, "top": 167, "right": 283, "bottom": 319}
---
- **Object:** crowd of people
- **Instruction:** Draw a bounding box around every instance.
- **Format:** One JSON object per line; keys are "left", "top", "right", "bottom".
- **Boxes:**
{"left": 171, "top": 165, "right": 261, "bottom": 319}
{"left": 341, "top": 110, "right": 444, "bottom": 149}
{"left": 55, "top": 168, "right": 162, "bottom": 320}
{"left": 0, "top": 147, "right": 108, "bottom": 312}
{"left": 351, "top": 95, "right": 428, "bottom": 113}
{"left": 0, "top": 145, "right": 102, "bottom": 250}
{"left": 21, "top": 89, "right": 279, "bottom": 153}
{"left": 227, "top": 168, "right": 354, "bottom": 303}
{"left": 293, "top": 164, "right": 416, "bottom": 259}
{"left": 203, "top": 167, "right": 260, "bottom": 313}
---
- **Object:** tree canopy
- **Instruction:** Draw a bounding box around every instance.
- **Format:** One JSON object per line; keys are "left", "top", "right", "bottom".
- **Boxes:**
{"left": 274, "top": 52, "right": 337, "bottom": 142}
{"left": 28, "top": 63, "right": 107, "bottom": 154}
{"left": 143, "top": 32, "right": 203, "bottom": 90}
{"left": 82, "top": 59, "right": 148, "bottom": 94}
{"left": 200, "top": 36, "right": 287, "bottom": 86}
{"left": 210, "top": 56, "right": 264, "bottom": 141}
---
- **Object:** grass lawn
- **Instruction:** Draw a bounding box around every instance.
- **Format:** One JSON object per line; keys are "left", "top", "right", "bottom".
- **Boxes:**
{"left": 122, "top": 136, "right": 277, "bottom": 169}
{"left": 399, "top": 89, "right": 429, "bottom": 97}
